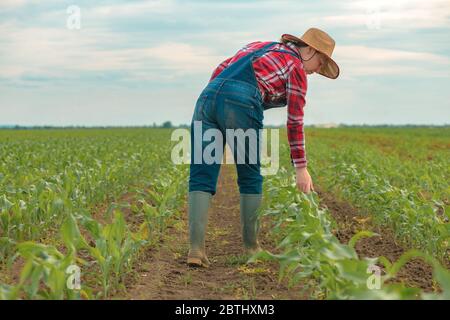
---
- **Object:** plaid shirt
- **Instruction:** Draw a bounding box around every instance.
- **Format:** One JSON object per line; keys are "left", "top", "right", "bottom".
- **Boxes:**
{"left": 210, "top": 41, "right": 308, "bottom": 168}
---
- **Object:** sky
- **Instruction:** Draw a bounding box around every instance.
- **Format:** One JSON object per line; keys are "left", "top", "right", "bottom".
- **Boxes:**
{"left": 0, "top": 0, "right": 449, "bottom": 126}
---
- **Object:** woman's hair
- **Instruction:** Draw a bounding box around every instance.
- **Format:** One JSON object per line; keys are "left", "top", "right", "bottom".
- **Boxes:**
{"left": 280, "top": 37, "right": 309, "bottom": 48}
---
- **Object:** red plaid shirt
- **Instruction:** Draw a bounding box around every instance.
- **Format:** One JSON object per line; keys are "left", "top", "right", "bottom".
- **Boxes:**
{"left": 210, "top": 41, "right": 308, "bottom": 168}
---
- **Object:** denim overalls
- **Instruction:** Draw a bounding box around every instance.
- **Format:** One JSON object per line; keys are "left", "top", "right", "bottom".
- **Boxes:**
{"left": 189, "top": 42, "right": 300, "bottom": 195}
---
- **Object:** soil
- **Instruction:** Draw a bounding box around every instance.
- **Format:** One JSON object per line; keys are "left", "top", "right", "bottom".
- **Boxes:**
{"left": 116, "top": 168, "right": 446, "bottom": 299}
{"left": 2, "top": 165, "right": 445, "bottom": 299}
{"left": 316, "top": 188, "right": 438, "bottom": 292}
{"left": 117, "top": 165, "right": 307, "bottom": 300}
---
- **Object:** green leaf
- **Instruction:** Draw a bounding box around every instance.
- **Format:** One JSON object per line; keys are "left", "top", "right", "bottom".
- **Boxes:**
{"left": 348, "top": 231, "right": 379, "bottom": 249}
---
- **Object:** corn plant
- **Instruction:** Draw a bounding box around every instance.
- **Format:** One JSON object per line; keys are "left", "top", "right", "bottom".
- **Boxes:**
{"left": 0, "top": 128, "right": 189, "bottom": 299}
{"left": 252, "top": 165, "right": 450, "bottom": 299}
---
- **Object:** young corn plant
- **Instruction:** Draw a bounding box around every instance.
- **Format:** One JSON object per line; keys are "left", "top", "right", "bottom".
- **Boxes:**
{"left": 75, "top": 211, "right": 147, "bottom": 298}
{"left": 251, "top": 166, "right": 450, "bottom": 300}
{"left": 7, "top": 242, "right": 82, "bottom": 300}
{"left": 326, "top": 160, "right": 449, "bottom": 260}
{"left": 136, "top": 166, "right": 188, "bottom": 243}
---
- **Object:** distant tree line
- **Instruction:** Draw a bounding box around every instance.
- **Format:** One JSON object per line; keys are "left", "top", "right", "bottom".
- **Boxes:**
{"left": 0, "top": 123, "right": 448, "bottom": 130}
{"left": 0, "top": 122, "right": 188, "bottom": 130}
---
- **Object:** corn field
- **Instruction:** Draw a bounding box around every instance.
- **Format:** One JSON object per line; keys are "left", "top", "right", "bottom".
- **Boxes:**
{"left": 0, "top": 127, "right": 448, "bottom": 299}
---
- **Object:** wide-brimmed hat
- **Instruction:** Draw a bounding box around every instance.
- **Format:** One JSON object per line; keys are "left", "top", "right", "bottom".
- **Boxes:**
{"left": 282, "top": 28, "right": 339, "bottom": 79}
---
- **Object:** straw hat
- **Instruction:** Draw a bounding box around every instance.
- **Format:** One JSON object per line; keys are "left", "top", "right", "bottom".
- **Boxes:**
{"left": 282, "top": 28, "right": 339, "bottom": 79}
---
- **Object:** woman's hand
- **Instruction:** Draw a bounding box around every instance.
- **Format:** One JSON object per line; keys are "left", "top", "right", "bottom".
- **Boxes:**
{"left": 295, "top": 167, "right": 314, "bottom": 193}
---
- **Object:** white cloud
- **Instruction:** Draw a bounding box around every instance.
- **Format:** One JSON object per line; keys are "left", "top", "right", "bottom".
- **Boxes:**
{"left": 337, "top": 45, "right": 450, "bottom": 63}
{"left": 0, "top": 0, "right": 449, "bottom": 126}
{"left": 334, "top": 45, "right": 450, "bottom": 77}
{"left": 0, "top": 0, "right": 27, "bottom": 8}
{"left": 0, "top": 0, "right": 60, "bottom": 9}
{"left": 2, "top": 18, "right": 448, "bottom": 84}
{"left": 0, "top": 21, "right": 224, "bottom": 83}
{"left": 321, "top": 0, "right": 450, "bottom": 29}
{"left": 91, "top": 0, "right": 176, "bottom": 17}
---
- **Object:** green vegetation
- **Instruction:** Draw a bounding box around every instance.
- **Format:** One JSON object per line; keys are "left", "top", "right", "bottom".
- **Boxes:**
{"left": 252, "top": 127, "right": 449, "bottom": 299}
{"left": 0, "top": 129, "right": 188, "bottom": 299}
{"left": 0, "top": 127, "right": 448, "bottom": 299}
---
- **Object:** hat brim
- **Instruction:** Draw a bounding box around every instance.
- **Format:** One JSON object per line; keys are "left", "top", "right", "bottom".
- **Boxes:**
{"left": 281, "top": 34, "right": 340, "bottom": 79}
{"left": 318, "top": 56, "right": 339, "bottom": 79}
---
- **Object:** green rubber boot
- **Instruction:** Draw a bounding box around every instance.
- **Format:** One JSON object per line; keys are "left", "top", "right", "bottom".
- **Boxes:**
{"left": 187, "top": 191, "right": 212, "bottom": 267}
{"left": 240, "top": 193, "right": 263, "bottom": 255}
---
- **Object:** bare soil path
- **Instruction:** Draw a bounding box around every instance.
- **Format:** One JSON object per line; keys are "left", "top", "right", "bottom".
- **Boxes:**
{"left": 114, "top": 168, "right": 444, "bottom": 300}
{"left": 119, "top": 166, "right": 306, "bottom": 300}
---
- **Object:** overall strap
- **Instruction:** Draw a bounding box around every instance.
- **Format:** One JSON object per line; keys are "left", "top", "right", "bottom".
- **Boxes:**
{"left": 214, "top": 42, "right": 278, "bottom": 81}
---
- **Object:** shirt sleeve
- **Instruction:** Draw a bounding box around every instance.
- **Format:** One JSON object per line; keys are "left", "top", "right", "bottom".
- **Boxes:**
{"left": 286, "top": 63, "right": 308, "bottom": 168}
{"left": 209, "top": 57, "right": 232, "bottom": 82}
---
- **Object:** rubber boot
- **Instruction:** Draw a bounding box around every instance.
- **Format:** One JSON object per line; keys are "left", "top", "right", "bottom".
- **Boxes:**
{"left": 240, "top": 193, "right": 263, "bottom": 255}
{"left": 187, "top": 191, "right": 212, "bottom": 267}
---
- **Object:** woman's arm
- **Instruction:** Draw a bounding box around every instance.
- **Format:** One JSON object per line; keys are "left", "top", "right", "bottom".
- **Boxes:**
{"left": 286, "top": 62, "right": 314, "bottom": 193}
{"left": 286, "top": 62, "right": 308, "bottom": 168}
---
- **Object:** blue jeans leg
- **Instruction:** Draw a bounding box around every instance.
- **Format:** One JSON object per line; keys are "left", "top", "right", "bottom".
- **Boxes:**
{"left": 215, "top": 87, "right": 264, "bottom": 195}
{"left": 188, "top": 92, "right": 224, "bottom": 195}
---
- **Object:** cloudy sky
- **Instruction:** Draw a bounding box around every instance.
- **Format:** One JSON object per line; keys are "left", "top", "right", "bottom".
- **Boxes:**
{"left": 1, "top": 0, "right": 449, "bottom": 126}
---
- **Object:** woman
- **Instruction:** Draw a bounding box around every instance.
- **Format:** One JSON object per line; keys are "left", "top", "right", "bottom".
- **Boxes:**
{"left": 188, "top": 28, "right": 340, "bottom": 267}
